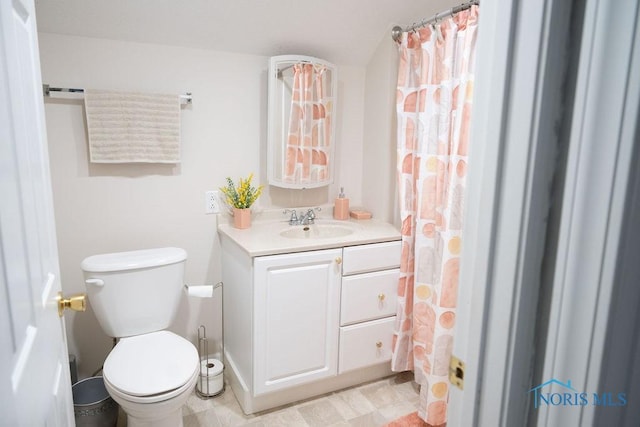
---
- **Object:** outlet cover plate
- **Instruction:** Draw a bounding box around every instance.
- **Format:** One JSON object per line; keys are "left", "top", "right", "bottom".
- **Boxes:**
{"left": 205, "top": 191, "right": 220, "bottom": 214}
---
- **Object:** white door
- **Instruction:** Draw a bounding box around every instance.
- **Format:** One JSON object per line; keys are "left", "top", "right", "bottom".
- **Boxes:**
{"left": 253, "top": 249, "right": 342, "bottom": 395}
{"left": 448, "top": 0, "right": 556, "bottom": 421}
{"left": 0, "top": 0, "right": 75, "bottom": 425}
{"left": 449, "top": 0, "right": 640, "bottom": 426}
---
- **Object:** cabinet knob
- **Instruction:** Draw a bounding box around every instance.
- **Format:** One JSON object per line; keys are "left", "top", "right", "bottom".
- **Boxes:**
{"left": 335, "top": 257, "right": 342, "bottom": 265}
{"left": 376, "top": 341, "right": 383, "bottom": 349}
{"left": 378, "top": 293, "right": 386, "bottom": 301}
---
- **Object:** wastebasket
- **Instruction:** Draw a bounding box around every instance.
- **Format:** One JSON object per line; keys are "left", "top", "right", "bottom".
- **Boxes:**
{"left": 72, "top": 377, "right": 119, "bottom": 427}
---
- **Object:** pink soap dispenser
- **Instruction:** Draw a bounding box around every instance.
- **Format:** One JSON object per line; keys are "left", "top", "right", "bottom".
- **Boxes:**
{"left": 334, "top": 187, "right": 350, "bottom": 220}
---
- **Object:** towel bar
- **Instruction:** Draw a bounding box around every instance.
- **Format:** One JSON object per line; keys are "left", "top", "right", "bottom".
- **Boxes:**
{"left": 42, "top": 84, "right": 193, "bottom": 104}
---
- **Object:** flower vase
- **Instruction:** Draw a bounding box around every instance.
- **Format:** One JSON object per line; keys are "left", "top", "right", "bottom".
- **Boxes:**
{"left": 233, "top": 208, "right": 251, "bottom": 229}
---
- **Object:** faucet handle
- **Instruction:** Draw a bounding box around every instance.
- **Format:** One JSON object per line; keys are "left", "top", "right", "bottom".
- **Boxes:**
{"left": 283, "top": 209, "right": 298, "bottom": 224}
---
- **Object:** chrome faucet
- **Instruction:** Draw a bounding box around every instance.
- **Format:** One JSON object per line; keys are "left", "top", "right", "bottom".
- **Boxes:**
{"left": 284, "top": 207, "right": 321, "bottom": 225}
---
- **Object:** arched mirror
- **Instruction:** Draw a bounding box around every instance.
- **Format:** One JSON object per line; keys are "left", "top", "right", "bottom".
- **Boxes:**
{"left": 267, "top": 55, "right": 337, "bottom": 189}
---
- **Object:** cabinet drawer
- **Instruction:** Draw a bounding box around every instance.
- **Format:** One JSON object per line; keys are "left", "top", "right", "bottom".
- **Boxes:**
{"left": 339, "top": 317, "right": 396, "bottom": 373}
{"left": 341, "top": 269, "right": 398, "bottom": 326}
{"left": 342, "top": 241, "right": 401, "bottom": 275}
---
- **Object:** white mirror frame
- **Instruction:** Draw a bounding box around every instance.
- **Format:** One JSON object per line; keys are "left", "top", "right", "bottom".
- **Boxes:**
{"left": 267, "top": 55, "right": 337, "bottom": 189}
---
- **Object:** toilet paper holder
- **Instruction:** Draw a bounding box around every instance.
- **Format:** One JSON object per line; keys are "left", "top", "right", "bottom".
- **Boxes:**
{"left": 196, "top": 324, "right": 225, "bottom": 398}
{"left": 184, "top": 281, "right": 225, "bottom": 398}
{"left": 184, "top": 281, "right": 223, "bottom": 298}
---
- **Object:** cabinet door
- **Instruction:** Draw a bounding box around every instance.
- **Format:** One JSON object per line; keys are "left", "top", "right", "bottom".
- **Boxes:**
{"left": 254, "top": 248, "right": 342, "bottom": 395}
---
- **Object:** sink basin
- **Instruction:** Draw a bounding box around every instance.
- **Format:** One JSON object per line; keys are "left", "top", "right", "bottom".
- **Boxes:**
{"left": 280, "top": 223, "right": 355, "bottom": 239}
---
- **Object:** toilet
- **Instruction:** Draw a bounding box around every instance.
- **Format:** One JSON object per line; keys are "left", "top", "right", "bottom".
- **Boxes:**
{"left": 81, "top": 247, "right": 199, "bottom": 427}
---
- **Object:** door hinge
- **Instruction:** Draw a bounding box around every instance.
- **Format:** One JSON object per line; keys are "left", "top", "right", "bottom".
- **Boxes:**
{"left": 449, "top": 355, "right": 465, "bottom": 390}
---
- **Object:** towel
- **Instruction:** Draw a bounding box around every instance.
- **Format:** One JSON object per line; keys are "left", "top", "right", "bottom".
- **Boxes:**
{"left": 84, "top": 89, "right": 181, "bottom": 163}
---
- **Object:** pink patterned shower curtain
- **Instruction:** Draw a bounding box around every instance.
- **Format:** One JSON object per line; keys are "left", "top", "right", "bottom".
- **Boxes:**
{"left": 284, "top": 63, "right": 332, "bottom": 185}
{"left": 391, "top": 6, "right": 478, "bottom": 426}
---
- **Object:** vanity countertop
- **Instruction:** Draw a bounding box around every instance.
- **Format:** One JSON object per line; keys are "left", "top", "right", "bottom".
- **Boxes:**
{"left": 218, "top": 214, "right": 401, "bottom": 257}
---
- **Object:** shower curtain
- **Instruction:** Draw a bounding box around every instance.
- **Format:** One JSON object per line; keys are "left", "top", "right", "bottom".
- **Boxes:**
{"left": 284, "top": 63, "right": 331, "bottom": 185}
{"left": 391, "top": 5, "right": 478, "bottom": 425}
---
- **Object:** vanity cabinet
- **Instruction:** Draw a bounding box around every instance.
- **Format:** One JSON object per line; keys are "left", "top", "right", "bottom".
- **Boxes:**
{"left": 220, "top": 235, "right": 401, "bottom": 413}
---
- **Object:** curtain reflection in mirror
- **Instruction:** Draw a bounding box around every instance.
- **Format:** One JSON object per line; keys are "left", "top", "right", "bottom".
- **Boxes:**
{"left": 284, "top": 63, "right": 333, "bottom": 185}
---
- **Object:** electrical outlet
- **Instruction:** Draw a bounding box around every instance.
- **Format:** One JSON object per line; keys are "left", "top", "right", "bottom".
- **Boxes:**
{"left": 205, "top": 191, "right": 220, "bottom": 214}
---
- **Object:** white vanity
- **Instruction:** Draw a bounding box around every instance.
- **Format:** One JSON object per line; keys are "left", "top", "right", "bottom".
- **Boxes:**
{"left": 218, "top": 215, "right": 401, "bottom": 414}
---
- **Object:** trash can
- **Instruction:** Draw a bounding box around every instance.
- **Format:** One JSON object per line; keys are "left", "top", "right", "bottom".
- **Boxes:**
{"left": 72, "top": 377, "right": 119, "bottom": 427}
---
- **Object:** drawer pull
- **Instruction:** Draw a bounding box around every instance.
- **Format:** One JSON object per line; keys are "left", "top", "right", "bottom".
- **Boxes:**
{"left": 335, "top": 257, "right": 342, "bottom": 265}
{"left": 378, "top": 293, "right": 386, "bottom": 301}
{"left": 376, "top": 341, "right": 383, "bottom": 348}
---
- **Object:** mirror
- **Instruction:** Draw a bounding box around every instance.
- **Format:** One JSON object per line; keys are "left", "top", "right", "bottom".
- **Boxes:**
{"left": 267, "top": 55, "right": 337, "bottom": 189}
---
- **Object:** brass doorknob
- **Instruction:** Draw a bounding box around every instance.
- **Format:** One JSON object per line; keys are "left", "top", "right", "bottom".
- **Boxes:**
{"left": 335, "top": 257, "right": 342, "bottom": 265}
{"left": 57, "top": 292, "right": 87, "bottom": 317}
{"left": 376, "top": 341, "right": 383, "bottom": 349}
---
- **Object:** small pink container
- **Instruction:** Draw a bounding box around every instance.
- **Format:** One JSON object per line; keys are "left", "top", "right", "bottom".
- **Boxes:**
{"left": 233, "top": 208, "right": 251, "bottom": 229}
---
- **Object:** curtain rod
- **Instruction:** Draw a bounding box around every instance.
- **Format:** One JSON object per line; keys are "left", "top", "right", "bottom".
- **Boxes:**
{"left": 391, "top": 0, "right": 479, "bottom": 42}
{"left": 42, "top": 84, "right": 193, "bottom": 104}
{"left": 277, "top": 60, "right": 313, "bottom": 77}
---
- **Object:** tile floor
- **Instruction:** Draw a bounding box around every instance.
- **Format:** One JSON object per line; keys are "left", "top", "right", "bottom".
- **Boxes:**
{"left": 117, "top": 372, "right": 419, "bottom": 426}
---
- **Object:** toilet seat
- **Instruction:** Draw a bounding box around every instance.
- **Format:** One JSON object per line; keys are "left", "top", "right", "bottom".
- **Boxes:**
{"left": 103, "top": 368, "right": 198, "bottom": 405}
{"left": 103, "top": 331, "right": 199, "bottom": 400}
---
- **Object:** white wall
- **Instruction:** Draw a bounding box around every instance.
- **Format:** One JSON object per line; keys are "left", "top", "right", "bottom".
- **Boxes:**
{"left": 362, "top": 33, "right": 399, "bottom": 225}
{"left": 39, "top": 33, "right": 365, "bottom": 378}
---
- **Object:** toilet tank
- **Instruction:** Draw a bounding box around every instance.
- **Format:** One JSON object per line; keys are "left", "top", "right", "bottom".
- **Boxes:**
{"left": 81, "top": 247, "right": 187, "bottom": 338}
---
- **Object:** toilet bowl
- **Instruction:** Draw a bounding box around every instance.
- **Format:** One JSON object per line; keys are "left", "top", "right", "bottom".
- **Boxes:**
{"left": 81, "top": 248, "right": 199, "bottom": 427}
{"left": 102, "top": 331, "right": 199, "bottom": 427}
{"left": 104, "top": 371, "right": 197, "bottom": 427}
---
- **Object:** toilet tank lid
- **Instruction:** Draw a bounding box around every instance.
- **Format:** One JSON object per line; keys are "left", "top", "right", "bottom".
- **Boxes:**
{"left": 81, "top": 247, "right": 187, "bottom": 272}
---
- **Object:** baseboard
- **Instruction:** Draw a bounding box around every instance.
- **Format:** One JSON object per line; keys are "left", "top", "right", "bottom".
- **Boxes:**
{"left": 224, "top": 349, "right": 394, "bottom": 415}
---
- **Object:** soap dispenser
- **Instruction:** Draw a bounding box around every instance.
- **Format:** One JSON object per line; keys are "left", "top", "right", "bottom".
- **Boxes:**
{"left": 333, "top": 187, "right": 350, "bottom": 220}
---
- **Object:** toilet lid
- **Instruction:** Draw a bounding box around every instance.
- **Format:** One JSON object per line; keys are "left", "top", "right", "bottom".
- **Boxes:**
{"left": 103, "top": 331, "right": 198, "bottom": 397}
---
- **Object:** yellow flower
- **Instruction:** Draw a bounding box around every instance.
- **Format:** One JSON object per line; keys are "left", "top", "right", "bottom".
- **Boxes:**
{"left": 220, "top": 173, "right": 264, "bottom": 209}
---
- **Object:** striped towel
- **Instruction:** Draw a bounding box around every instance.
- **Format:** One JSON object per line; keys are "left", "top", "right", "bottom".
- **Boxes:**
{"left": 84, "top": 89, "right": 181, "bottom": 163}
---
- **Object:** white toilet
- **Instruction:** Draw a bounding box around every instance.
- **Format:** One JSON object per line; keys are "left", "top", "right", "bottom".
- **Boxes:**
{"left": 81, "top": 247, "right": 199, "bottom": 427}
